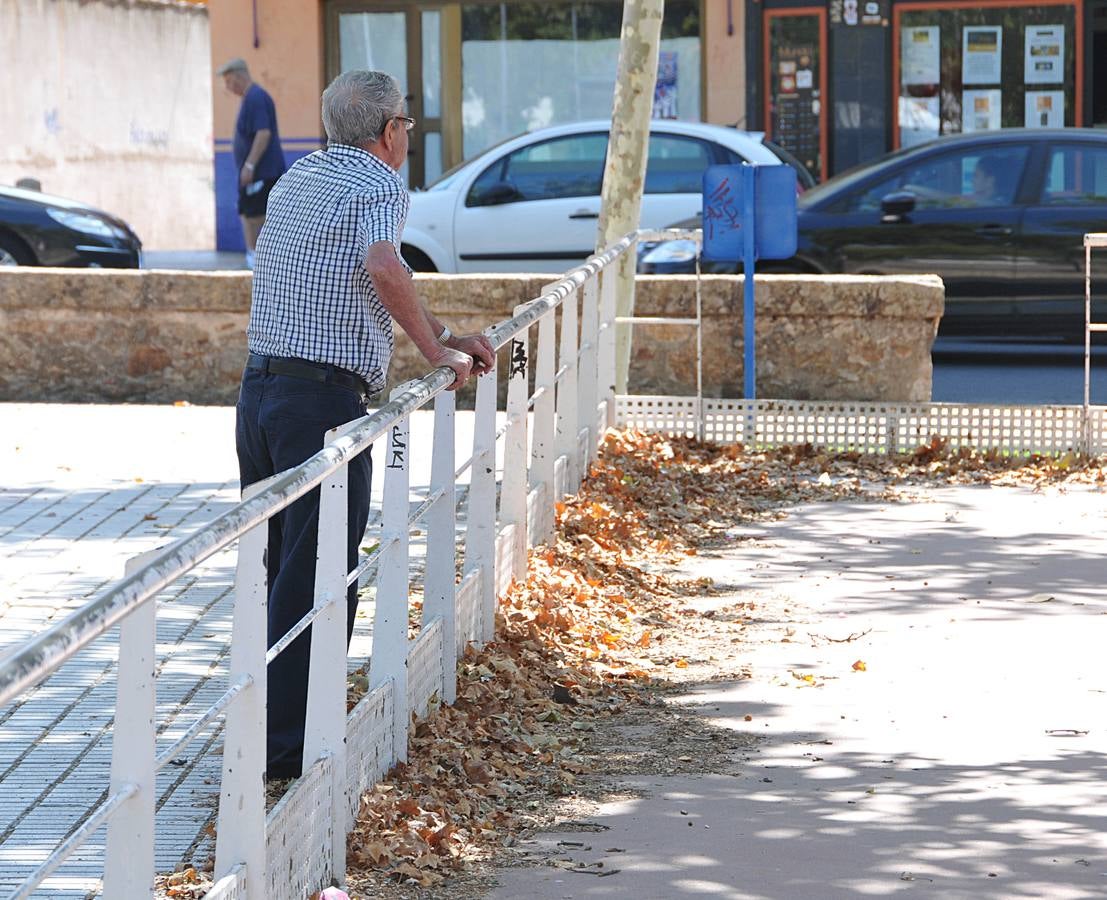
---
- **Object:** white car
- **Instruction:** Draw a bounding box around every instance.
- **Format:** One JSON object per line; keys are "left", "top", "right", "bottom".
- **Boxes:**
{"left": 401, "top": 120, "right": 812, "bottom": 274}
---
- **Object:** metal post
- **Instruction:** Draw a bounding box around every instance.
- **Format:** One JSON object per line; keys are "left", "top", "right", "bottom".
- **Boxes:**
{"left": 531, "top": 310, "right": 556, "bottom": 543}
{"left": 742, "top": 163, "right": 757, "bottom": 401}
{"left": 215, "top": 479, "right": 270, "bottom": 898}
{"left": 598, "top": 265, "right": 618, "bottom": 428}
{"left": 558, "top": 285, "right": 581, "bottom": 494}
{"left": 1085, "top": 238, "right": 1092, "bottom": 456}
{"left": 104, "top": 550, "right": 158, "bottom": 899}
{"left": 465, "top": 364, "right": 499, "bottom": 646}
{"left": 695, "top": 249, "right": 704, "bottom": 442}
{"left": 370, "top": 395, "right": 412, "bottom": 764}
{"left": 303, "top": 420, "right": 356, "bottom": 881}
{"left": 424, "top": 390, "right": 457, "bottom": 702}
{"left": 579, "top": 275, "right": 600, "bottom": 464}
{"left": 501, "top": 311, "right": 532, "bottom": 584}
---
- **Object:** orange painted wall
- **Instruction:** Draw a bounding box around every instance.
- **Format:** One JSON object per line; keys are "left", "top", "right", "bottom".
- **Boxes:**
{"left": 704, "top": 0, "right": 746, "bottom": 127}
{"left": 209, "top": 0, "right": 325, "bottom": 145}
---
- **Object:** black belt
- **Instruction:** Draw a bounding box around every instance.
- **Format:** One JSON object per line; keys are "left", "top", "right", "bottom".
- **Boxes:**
{"left": 246, "top": 354, "right": 373, "bottom": 401}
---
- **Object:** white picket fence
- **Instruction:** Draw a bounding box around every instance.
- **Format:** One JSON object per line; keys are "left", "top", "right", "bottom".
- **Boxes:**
{"left": 0, "top": 233, "right": 637, "bottom": 900}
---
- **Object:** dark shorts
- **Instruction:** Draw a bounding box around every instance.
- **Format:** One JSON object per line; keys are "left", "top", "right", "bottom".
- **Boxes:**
{"left": 237, "top": 176, "right": 279, "bottom": 218}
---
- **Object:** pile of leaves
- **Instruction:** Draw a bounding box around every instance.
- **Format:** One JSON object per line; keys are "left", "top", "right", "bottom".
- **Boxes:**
{"left": 344, "top": 429, "right": 1107, "bottom": 891}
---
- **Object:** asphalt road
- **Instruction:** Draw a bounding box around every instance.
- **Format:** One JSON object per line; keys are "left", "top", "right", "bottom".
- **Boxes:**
{"left": 932, "top": 337, "right": 1107, "bottom": 405}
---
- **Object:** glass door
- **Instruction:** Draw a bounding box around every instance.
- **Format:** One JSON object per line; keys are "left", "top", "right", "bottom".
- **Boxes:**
{"left": 327, "top": 3, "right": 447, "bottom": 188}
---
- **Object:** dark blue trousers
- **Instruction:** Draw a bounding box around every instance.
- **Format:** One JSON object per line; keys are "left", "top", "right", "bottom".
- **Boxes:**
{"left": 234, "top": 367, "right": 372, "bottom": 777}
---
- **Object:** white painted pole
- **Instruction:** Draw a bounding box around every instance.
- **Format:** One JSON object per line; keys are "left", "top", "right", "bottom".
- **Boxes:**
{"left": 501, "top": 311, "right": 532, "bottom": 585}
{"left": 598, "top": 266, "right": 618, "bottom": 429}
{"left": 424, "top": 391, "right": 458, "bottom": 702}
{"left": 104, "top": 550, "right": 159, "bottom": 899}
{"left": 214, "top": 479, "right": 270, "bottom": 898}
{"left": 596, "top": 0, "right": 665, "bottom": 393}
{"left": 370, "top": 396, "right": 412, "bottom": 765}
{"left": 303, "top": 421, "right": 358, "bottom": 882}
{"left": 465, "top": 363, "right": 499, "bottom": 646}
{"left": 579, "top": 275, "right": 601, "bottom": 465}
{"left": 557, "top": 286, "right": 581, "bottom": 494}
{"left": 530, "top": 311, "right": 556, "bottom": 544}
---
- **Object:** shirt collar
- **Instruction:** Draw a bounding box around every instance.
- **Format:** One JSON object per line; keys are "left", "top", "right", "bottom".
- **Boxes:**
{"left": 325, "top": 143, "right": 396, "bottom": 176}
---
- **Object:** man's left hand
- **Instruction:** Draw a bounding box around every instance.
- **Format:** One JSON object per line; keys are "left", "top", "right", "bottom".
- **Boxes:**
{"left": 239, "top": 166, "right": 253, "bottom": 188}
{"left": 448, "top": 333, "right": 496, "bottom": 375}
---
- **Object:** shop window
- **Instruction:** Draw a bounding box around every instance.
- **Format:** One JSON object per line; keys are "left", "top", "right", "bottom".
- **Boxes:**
{"left": 460, "top": 0, "right": 701, "bottom": 157}
{"left": 896, "top": 3, "right": 1078, "bottom": 147}
{"left": 1043, "top": 145, "right": 1107, "bottom": 205}
{"left": 644, "top": 136, "right": 712, "bottom": 194}
{"left": 851, "top": 145, "right": 1028, "bottom": 210}
{"left": 468, "top": 133, "right": 608, "bottom": 205}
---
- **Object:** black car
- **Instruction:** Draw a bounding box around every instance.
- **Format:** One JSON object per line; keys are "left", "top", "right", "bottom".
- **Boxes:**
{"left": 640, "top": 129, "right": 1107, "bottom": 337}
{"left": 0, "top": 185, "right": 142, "bottom": 268}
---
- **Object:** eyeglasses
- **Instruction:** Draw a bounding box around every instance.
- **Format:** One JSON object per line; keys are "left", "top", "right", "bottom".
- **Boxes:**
{"left": 392, "top": 115, "right": 416, "bottom": 132}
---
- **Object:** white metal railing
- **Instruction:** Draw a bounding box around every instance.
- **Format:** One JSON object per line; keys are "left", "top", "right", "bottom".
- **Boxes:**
{"left": 0, "top": 232, "right": 637, "bottom": 899}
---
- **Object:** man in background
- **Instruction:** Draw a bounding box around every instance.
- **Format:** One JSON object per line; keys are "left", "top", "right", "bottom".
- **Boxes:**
{"left": 218, "top": 57, "right": 286, "bottom": 269}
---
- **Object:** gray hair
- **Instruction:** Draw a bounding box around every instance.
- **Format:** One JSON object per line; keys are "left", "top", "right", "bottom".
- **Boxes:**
{"left": 322, "top": 70, "right": 403, "bottom": 146}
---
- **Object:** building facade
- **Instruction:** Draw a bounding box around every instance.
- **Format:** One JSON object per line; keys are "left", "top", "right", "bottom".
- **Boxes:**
{"left": 748, "top": 0, "right": 1107, "bottom": 180}
{"left": 209, "top": 0, "right": 1107, "bottom": 249}
{"left": 209, "top": 0, "right": 745, "bottom": 250}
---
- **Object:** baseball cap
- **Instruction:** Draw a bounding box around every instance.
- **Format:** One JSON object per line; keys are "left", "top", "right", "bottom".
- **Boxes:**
{"left": 216, "top": 57, "right": 249, "bottom": 76}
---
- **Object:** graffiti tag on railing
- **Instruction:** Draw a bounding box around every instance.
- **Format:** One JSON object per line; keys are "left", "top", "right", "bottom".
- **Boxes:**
{"left": 387, "top": 425, "right": 406, "bottom": 470}
{"left": 510, "top": 339, "right": 528, "bottom": 378}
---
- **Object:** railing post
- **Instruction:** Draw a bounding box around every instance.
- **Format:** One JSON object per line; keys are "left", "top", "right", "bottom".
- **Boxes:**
{"left": 614, "top": 242, "right": 638, "bottom": 395}
{"left": 424, "top": 390, "right": 457, "bottom": 702}
{"left": 598, "top": 262, "right": 618, "bottom": 429}
{"left": 303, "top": 420, "right": 359, "bottom": 883}
{"left": 215, "top": 478, "right": 271, "bottom": 899}
{"left": 579, "top": 275, "right": 600, "bottom": 466}
{"left": 530, "top": 309, "right": 556, "bottom": 544}
{"left": 501, "top": 310, "right": 532, "bottom": 584}
{"left": 557, "top": 285, "right": 581, "bottom": 494}
{"left": 465, "top": 361, "right": 499, "bottom": 646}
{"left": 103, "top": 550, "right": 158, "bottom": 899}
{"left": 370, "top": 391, "right": 412, "bottom": 765}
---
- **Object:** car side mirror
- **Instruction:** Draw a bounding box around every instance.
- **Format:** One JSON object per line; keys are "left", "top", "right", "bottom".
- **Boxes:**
{"left": 880, "top": 191, "right": 916, "bottom": 222}
{"left": 475, "top": 181, "right": 522, "bottom": 207}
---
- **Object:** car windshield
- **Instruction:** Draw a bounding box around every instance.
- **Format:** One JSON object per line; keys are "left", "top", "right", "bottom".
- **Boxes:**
{"left": 799, "top": 143, "right": 923, "bottom": 208}
{"left": 423, "top": 133, "right": 526, "bottom": 191}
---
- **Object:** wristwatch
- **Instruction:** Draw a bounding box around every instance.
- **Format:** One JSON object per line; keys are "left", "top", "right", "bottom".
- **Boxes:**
{"left": 243, "top": 162, "right": 255, "bottom": 173}
{"left": 437, "top": 325, "right": 452, "bottom": 345}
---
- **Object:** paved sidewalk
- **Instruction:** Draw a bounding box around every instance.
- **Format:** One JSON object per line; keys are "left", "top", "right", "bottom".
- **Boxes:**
{"left": 491, "top": 483, "right": 1107, "bottom": 898}
{"left": 0, "top": 403, "right": 474, "bottom": 898}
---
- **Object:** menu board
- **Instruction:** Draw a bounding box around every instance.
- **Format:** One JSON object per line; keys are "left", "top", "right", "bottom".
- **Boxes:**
{"left": 768, "top": 15, "right": 823, "bottom": 181}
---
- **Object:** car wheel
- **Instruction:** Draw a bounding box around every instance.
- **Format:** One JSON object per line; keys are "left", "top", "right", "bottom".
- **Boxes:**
{"left": 0, "top": 231, "right": 34, "bottom": 266}
{"left": 401, "top": 245, "right": 437, "bottom": 273}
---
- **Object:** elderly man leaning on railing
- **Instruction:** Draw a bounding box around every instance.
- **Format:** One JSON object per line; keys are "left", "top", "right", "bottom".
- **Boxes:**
{"left": 237, "top": 68, "right": 494, "bottom": 780}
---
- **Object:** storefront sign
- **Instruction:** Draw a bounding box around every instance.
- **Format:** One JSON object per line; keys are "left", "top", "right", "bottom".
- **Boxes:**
{"left": 962, "top": 26, "right": 1002, "bottom": 84}
{"left": 902, "top": 26, "right": 940, "bottom": 85}
{"left": 962, "top": 88, "right": 1002, "bottom": 130}
{"left": 1025, "top": 90, "right": 1064, "bottom": 127}
{"left": 1024, "top": 25, "right": 1064, "bottom": 85}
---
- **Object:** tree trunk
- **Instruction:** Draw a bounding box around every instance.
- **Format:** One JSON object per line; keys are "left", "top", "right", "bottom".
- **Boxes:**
{"left": 596, "top": 0, "right": 664, "bottom": 394}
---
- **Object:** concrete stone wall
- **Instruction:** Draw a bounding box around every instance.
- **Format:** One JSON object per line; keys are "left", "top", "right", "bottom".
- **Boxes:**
{"left": 0, "top": 0, "right": 213, "bottom": 251}
{"left": 0, "top": 269, "right": 942, "bottom": 406}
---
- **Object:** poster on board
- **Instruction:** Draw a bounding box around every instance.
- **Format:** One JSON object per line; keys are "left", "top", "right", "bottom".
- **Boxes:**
{"left": 653, "top": 51, "right": 678, "bottom": 118}
{"left": 902, "top": 26, "right": 940, "bottom": 85}
{"left": 1025, "top": 25, "right": 1064, "bottom": 84}
{"left": 962, "top": 89, "right": 1002, "bottom": 131}
{"left": 962, "top": 26, "right": 1002, "bottom": 84}
{"left": 1025, "top": 91, "right": 1064, "bottom": 127}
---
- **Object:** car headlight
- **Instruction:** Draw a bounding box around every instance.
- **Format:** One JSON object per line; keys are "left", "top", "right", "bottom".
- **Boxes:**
{"left": 46, "top": 208, "right": 120, "bottom": 240}
{"left": 640, "top": 240, "right": 699, "bottom": 265}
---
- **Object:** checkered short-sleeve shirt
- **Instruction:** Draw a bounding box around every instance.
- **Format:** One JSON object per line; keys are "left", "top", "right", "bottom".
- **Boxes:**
{"left": 247, "top": 143, "right": 412, "bottom": 393}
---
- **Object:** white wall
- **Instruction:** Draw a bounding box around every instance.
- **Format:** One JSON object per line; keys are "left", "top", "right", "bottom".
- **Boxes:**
{"left": 0, "top": 0, "right": 214, "bottom": 251}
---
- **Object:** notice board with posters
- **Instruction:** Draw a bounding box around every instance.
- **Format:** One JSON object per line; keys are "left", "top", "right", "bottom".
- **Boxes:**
{"left": 894, "top": 0, "right": 1080, "bottom": 147}
{"left": 764, "top": 8, "right": 827, "bottom": 182}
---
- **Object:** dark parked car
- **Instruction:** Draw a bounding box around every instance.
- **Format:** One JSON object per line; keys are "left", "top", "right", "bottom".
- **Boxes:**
{"left": 0, "top": 185, "right": 142, "bottom": 268}
{"left": 640, "top": 129, "right": 1107, "bottom": 337}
